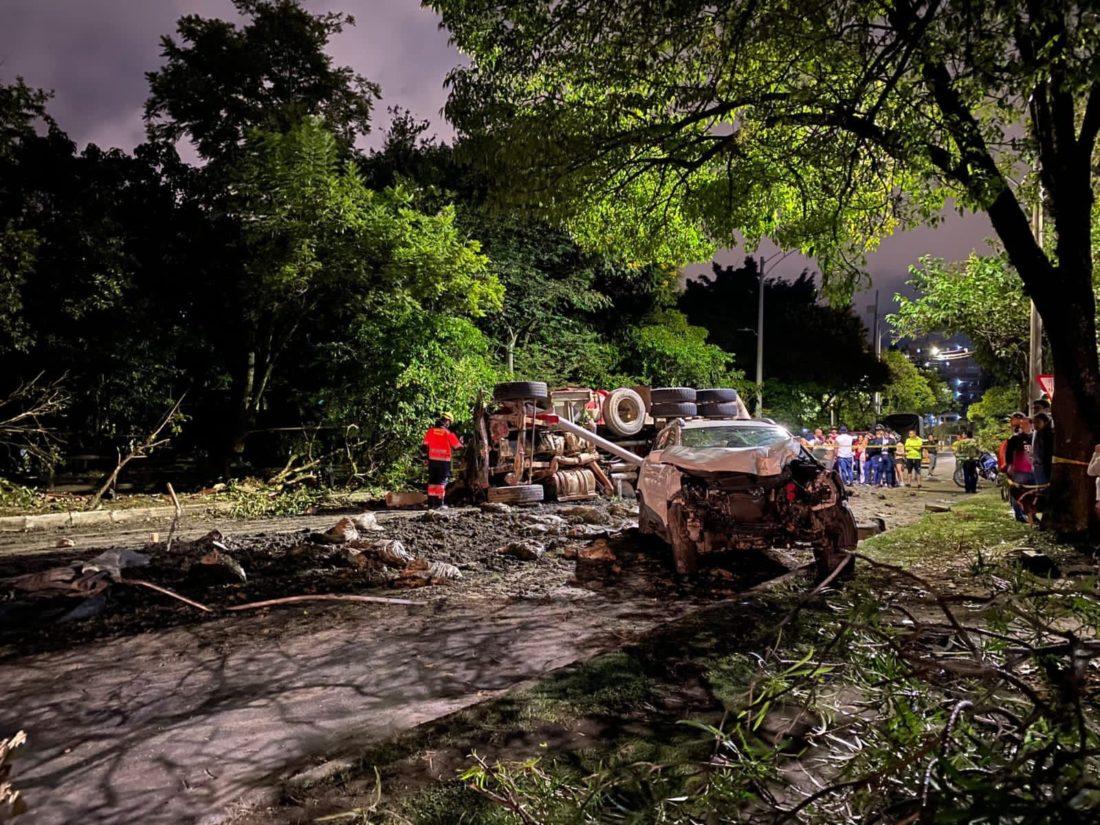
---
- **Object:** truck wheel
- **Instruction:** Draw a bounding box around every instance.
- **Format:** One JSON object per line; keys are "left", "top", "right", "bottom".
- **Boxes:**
{"left": 487, "top": 484, "right": 544, "bottom": 504}
{"left": 602, "top": 387, "right": 646, "bottom": 436}
{"left": 696, "top": 388, "right": 739, "bottom": 404}
{"left": 698, "top": 401, "right": 741, "bottom": 418}
{"left": 651, "top": 401, "right": 697, "bottom": 419}
{"left": 668, "top": 502, "right": 699, "bottom": 574}
{"left": 493, "top": 381, "right": 549, "bottom": 402}
{"left": 651, "top": 387, "right": 696, "bottom": 404}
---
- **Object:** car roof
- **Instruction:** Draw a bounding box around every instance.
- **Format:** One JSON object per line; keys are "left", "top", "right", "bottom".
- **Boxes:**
{"left": 677, "top": 418, "right": 784, "bottom": 429}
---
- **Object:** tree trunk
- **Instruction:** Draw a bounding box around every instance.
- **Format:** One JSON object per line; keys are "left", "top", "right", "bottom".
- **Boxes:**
{"left": 1037, "top": 278, "right": 1100, "bottom": 537}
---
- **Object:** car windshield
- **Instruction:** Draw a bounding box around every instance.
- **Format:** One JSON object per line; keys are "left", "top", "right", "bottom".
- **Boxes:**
{"left": 679, "top": 425, "right": 790, "bottom": 449}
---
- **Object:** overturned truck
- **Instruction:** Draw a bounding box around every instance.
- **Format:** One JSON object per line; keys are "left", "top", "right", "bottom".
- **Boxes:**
{"left": 466, "top": 383, "right": 854, "bottom": 577}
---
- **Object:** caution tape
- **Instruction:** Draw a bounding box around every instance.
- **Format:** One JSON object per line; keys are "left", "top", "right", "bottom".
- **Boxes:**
{"left": 1053, "top": 455, "right": 1091, "bottom": 467}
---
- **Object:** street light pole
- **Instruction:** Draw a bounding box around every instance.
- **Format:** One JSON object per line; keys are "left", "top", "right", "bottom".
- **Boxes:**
{"left": 755, "top": 267, "right": 764, "bottom": 413}
{"left": 871, "top": 289, "right": 882, "bottom": 416}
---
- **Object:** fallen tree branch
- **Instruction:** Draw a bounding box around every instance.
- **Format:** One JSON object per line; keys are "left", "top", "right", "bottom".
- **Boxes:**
{"left": 227, "top": 594, "right": 421, "bottom": 611}
{"left": 122, "top": 578, "right": 214, "bottom": 613}
{"left": 88, "top": 394, "right": 186, "bottom": 511}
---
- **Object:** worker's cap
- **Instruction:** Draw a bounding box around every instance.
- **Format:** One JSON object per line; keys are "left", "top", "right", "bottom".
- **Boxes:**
{"left": 439, "top": 411, "right": 455, "bottom": 423}
{"left": 839, "top": 425, "right": 848, "bottom": 433}
{"left": 874, "top": 424, "right": 884, "bottom": 430}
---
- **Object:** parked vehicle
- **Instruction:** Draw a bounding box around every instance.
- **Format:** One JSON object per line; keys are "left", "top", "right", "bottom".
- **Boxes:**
{"left": 953, "top": 451, "right": 1000, "bottom": 488}
{"left": 637, "top": 417, "right": 857, "bottom": 578}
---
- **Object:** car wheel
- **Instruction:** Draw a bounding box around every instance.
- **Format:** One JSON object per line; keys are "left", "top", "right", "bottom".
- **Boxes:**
{"left": 698, "top": 401, "right": 741, "bottom": 418}
{"left": 602, "top": 387, "right": 646, "bottom": 436}
{"left": 668, "top": 501, "right": 699, "bottom": 574}
{"left": 651, "top": 387, "right": 696, "bottom": 404}
{"left": 813, "top": 503, "right": 857, "bottom": 580}
{"left": 651, "top": 401, "right": 697, "bottom": 419}
{"left": 487, "top": 484, "right": 545, "bottom": 504}
{"left": 493, "top": 381, "right": 549, "bottom": 402}
{"left": 696, "top": 388, "right": 739, "bottom": 404}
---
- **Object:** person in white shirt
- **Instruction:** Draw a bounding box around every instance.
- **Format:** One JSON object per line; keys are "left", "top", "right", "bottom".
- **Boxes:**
{"left": 834, "top": 425, "right": 855, "bottom": 486}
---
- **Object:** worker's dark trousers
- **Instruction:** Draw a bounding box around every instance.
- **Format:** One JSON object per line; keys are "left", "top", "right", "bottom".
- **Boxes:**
{"left": 962, "top": 459, "right": 978, "bottom": 493}
{"left": 426, "top": 459, "right": 451, "bottom": 507}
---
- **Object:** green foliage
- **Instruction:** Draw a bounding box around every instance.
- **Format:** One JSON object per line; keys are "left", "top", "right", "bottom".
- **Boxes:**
{"left": 968, "top": 385, "right": 1022, "bottom": 425}
{"left": 890, "top": 253, "right": 1030, "bottom": 383}
{"left": 145, "top": 0, "right": 379, "bottom": 164}
{"left": 218, "top": 478, "right": 329, "bottom": 519}
{"left": 628, "top": 310, "right": 739, "bottom": 388}
{"left": 880, "top": 350, "right": 938, "bottom": 414}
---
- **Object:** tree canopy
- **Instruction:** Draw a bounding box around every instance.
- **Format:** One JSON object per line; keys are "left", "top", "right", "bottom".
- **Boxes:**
{"left": 431, "top": 0, "right": 1100, "bottom": 531}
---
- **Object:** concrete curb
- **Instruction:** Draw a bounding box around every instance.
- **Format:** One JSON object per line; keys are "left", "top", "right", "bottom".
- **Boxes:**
{"left": 0, "top": 502, "right": 233, "bottom": 533}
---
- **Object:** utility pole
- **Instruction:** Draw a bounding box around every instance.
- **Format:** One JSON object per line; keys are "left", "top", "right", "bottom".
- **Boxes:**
{"left": 871, "top": 289, "right": 882, "bottom": 417}
{"left": 1028, "top": 191, "right": 1044, "bottom": 407}
{"left": 755, "top": 265, "right": 764, "bottom": 414}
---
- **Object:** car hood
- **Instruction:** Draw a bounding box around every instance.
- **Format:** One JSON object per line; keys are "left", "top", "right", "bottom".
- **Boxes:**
{"left": 655, "top": 439, "right": 802, "bottom": 476}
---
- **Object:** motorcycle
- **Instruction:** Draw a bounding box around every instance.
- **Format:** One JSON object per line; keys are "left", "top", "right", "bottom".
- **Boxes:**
{"left": 953, "top": 451, "right": 1000, "bottom": 488}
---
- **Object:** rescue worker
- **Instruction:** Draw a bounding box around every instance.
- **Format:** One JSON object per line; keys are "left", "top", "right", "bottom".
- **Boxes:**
{"left": 421, "top": 412, "right": 462, "bottom": 508}
{"left": 953, "top": 430, "right": 981, "bottom": 494}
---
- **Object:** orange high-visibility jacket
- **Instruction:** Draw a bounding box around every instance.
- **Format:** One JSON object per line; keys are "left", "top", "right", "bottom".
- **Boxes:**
{"left": 423, "top": 427, "right": 462, "bottom": 461}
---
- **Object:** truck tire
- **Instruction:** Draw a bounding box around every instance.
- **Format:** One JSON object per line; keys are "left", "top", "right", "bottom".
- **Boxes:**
{"left": 493, "top": 381, "right": 548, "bottom": 402}
{"left": 602, "top": 387, "right": 646, "bottom": 437}
{"left": 698, "top": 401, "right": 741, "bottom": 418}
{"left": 651, "top": 387, "right": 696, "bottom": 404}
{"left": 651, "top": 401, "right": 697, "bottom": 419}
{"left": 696, "top": 388, "right": 739, "bottom": 404}
{"left": 487, "top": 484, "right": 545, "bottom": 504}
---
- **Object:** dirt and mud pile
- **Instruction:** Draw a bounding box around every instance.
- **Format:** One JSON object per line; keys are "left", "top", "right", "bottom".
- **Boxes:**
{"left": 0, "top": 502, "right": 641, "bottom": 657}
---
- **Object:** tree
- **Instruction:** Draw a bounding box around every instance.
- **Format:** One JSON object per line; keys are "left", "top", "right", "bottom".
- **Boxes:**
{"left": 431, "top": 0, "right": 1100, "bottom": 534}
{"left": 627, "top": 310, "right": 739, "bottom": 388}
{"left": 890, "top": 253, "right": 1031, "bottom": 386}
{"left": 226, "top": 118, "right": 501, "bottom": 448}
{"left": 145, "top": 0, "right": 379, "bottom": 165}
{"left": 880, "top": 351, "right": 938, "bottom": 415}
{"left": 680, "top": 258, "right": 888, "bottom": 416}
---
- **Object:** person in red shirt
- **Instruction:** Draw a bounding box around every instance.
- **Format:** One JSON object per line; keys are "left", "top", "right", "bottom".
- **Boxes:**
{"left": 422, "top": 413, "right": 463, "bottom": 508}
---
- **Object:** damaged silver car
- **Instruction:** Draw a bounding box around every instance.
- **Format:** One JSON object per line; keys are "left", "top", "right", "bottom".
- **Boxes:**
{"left": 637, "top": 418, "right": 857, "bottom": 577}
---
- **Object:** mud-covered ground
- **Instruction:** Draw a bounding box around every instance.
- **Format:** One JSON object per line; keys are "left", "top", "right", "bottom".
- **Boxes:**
{"left": 0, "top": 466, "right": 963, "bottom": 660}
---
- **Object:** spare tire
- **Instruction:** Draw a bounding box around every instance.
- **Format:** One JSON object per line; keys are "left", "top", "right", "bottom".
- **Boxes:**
{"left": 493, "top": 381, "right": 548, "bottom": 402}
{"left": 487, "top": 484, "right": 545, "bottom": 504}
{"left": 602, "top": 387, "right": 646, "bottom": 437}
{"left": 651, "top": 387, "right": 696, "bottom": 404}
{"left": 699, "top": 401, "right": 741, "bottom": 418}
{"left": 696, "top": 388, "right": 739, "bottom": 404}
{"left": 651, "top": 401, "right": 697, "bottom": 419}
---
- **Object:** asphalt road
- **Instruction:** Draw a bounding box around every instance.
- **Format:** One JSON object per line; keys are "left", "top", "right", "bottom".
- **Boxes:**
{"left": 0, "top": 464, "right": 966, "bottom": 825}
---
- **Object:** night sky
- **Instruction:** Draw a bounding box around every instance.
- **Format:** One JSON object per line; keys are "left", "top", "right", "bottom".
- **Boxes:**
{"left": 0, "top": 0, "right": 995, "bottom": 326}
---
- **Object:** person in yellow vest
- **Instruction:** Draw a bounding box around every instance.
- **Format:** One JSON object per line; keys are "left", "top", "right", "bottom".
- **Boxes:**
{"left": 421, "top": 413, "right": 462, "bottom": 508}
{"left": 903, "top": 429, "right": 924, "bottom": 488}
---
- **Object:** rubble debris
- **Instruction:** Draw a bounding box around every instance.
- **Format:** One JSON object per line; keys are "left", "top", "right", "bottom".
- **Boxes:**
{"left": 1, "top": 730, "right": 28, "bottom": 821}
{"left": 1018, "top": 549, "right": 1060, "bottom": 578}
{"left": 364, "top": 539, "right": 414, "bottom": 568}
{"left": 562, "top": 505, "right": 613, "bottom": 526}
{"left": 123, "top": 579, "right": 214, "bottom": 613}
{"left": 925, "top": 502, "right": 952, "bottom": 513}
{"left": 575, "top": 538, "right": 619, "bottom": 583}
{"left": 4, "top": 566, "right": 110, "bottom": 599}
{"left": 58, "top": 594, "right": 108, "bottom": 623}
{"left": 607, "top": 501, "right": 639, "bottom": 519}
{"left": 479, "top": 501, "right": 512, "bottom": 514}
{"left": 191, "top": 548, "right": 247, "bottom": 583}
{"left": 286, "top": 757, "right": 356, "bottom": 791}
{"left": 386, "top": 491, "right": 427, "bottom": 509}
{"left": 501, "top": 540, "right": 545, "bottom": 562}
{"left": 313, "top": 517, "right": 359, "bottom": 544}
{"left": 350, "top": 512, "right": 383, "bottom": 533}
{"left": 415, "top": 560, "right": 462, "bottom": 581}
{"left": 82, "top": 549, "right": 150, "bottom": 579}
{"left": 55, "top": 538, "right": 75, "bottom": 549}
